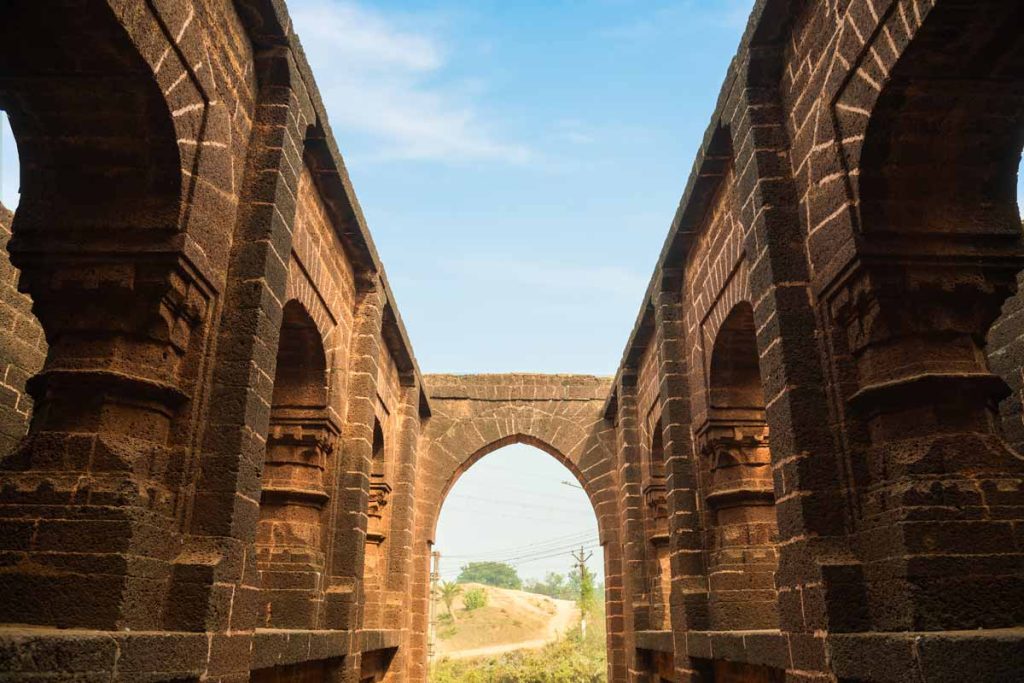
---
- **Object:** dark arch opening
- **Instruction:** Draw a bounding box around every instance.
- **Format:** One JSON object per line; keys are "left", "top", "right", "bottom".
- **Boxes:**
{"left": 0, "top": 115, "right": 44, "bottom": 456}
{"left": 642, "top": 417, "right": 671, "bottom": 631}
{"left": 0, "top": 2, "right": 181, "bottom": 239}
{"left": 271, "top": 301, "right": 329, "bottom": 411}
{"left": 859, "top": 1, "right": 1024, "bottom": 240}
{"left": 710, "top": 302, "right": 765, "bottom": 413}
{"left": 363, "top": 416, "right": 393, "bottom": 628}
{"left": 855, "top": 0, "right": 1024, "bottom": 443}
{"left": 372, "top": 419, "right": 385, "bottom": 472}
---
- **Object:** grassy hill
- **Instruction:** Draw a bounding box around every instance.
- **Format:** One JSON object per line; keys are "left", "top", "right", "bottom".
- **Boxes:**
{"left": 430, "top": 586, "right": 607, "bottom": 683}
{"left": 435, "top": 583, "right": 578, "bottom": 657}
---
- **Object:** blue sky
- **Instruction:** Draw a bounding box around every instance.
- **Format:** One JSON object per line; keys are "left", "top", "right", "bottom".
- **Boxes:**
{"left": 3, "top": 1, "right": 1022, "bottom": 582}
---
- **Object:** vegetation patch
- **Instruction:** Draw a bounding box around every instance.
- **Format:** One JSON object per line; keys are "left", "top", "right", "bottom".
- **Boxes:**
{"left": 430, "top": 624, "right": 607, "bottom": 683}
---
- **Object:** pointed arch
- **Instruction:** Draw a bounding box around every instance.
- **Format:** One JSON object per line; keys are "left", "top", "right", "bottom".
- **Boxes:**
{"left": 409, "top": 374, "right": 623, "bottom": 682}
{"left": 432, "top": 433, "right": 607, "bottom": 543}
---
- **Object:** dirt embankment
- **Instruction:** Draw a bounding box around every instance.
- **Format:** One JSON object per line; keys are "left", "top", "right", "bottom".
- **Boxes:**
{"left": 435, "top": 584, "right": 579, "bottom": 660}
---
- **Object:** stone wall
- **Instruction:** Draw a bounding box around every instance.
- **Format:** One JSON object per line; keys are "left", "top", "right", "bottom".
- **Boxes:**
{"left": 989, "top": 279, "right": 1024, "bottom": 452}
{"left": 608, "top": 0, "right": 1024, "bottom": 680}
{"left": 0, "top": 204, "right": 45, "bottom": 454}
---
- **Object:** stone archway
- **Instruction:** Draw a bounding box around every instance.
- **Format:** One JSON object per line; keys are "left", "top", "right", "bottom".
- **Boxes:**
{"left": 406, "top": 374, "right": 624, "bottom": 682}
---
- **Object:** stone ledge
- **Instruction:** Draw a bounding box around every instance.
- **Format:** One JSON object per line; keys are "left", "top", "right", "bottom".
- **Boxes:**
{"left": 0, "top": 627, "right": 209, "bottom": 682}
{"left": 679, "top": 629, "right": 808, "bottom": 671}
{"left": 360, "top": 628, "right": 402, "bottom": 653}
{"left": 635, "top": 629, "right": 674, "bottom": 653}
{"left": 0, "top": 627, "right": 369, "bottom": 680}
{"left": 827, "top": 628, "right": 1024, "bottom": 683}
{"left": 425, "top": 374, "right": 613, "bottom": 402}
{"left": 251, "top": 628, "right": 352, "bottom": 671}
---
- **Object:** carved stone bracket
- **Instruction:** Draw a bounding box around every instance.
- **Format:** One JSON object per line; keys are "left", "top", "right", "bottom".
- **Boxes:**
{"left": 367, "top": 479, "right": 392, "bottom": 545}
{"left": 697, "top": 420, "right": 773, "bottom": 509}
{"left": 829, "top": 258, "right": 1018, "bottom": 424}
{"left": 263, "top": 413, "right": 340, "bottom": 508}
{"left": 14, "top": 253, "right": 214, "bottom": 439}
{"left": 643, "top": 482, "right": 669, "bottom": 542}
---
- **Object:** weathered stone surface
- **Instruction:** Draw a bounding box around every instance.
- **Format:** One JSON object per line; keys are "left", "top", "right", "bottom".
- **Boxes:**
{"left": 0, "top": 0, "right": 1023, "bottom": 681}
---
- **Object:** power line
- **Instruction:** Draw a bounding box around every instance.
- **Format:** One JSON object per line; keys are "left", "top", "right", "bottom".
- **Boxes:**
{"left": 444, "top": 492, "right": 595, "bottom": 514}
{"left": 443, "top": 535, "right": 597, "bottom": 561}
{"left": 444, "top": 530, "right": 597, "bottom": 557}
{"left": 438, "top": 503, "right": 595, "bottom": 525}
{"left": 438, "top": 549, "right": 603, "bottom": 581}
{"left": 440, "top": 539, "right": 602, "bottom": 574}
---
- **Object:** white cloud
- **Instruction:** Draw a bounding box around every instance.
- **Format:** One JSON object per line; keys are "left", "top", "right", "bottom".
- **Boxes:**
{"left": 291, "top": 1, "right": 530, "bottom": 164}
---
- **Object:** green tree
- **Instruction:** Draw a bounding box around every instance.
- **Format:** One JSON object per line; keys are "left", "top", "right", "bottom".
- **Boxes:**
{"left": 577, "top": 564, "right": 596, "bottom": 617}
{"left": 439, "top": 581, "right": 461, "bottom": 619}
{"left": 457, "top": 561, "right": 522, "bottom": 589}
{"left": 524, "top": 571, "right": 572, "bottom": 599}
{"left": 463, "top": 587, "right": 487, "bottom": 611}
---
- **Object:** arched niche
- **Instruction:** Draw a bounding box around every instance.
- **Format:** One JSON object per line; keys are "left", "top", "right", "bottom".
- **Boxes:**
{"left": 642, "top": 416, "right": 671, "bottom": 630}
{"left": 257, "top": 300, "right": 338, "bottom": 629}
{"left": 698, "top": 301, "right": 778, "bottom": 631}
{"left": 841, "top": 0, "right": 1024, "bottom": 438}
{"left": 831, "top": 0, "right": 1024, "bottom": 633}
{"left": 271, "top": 301, "right": 329, "bottom": 411}
{"left": 0, "top": 0, "right": 211, "bottom": 631}
{"left": 363, "top": 417, "right": 394, "bottom": 626}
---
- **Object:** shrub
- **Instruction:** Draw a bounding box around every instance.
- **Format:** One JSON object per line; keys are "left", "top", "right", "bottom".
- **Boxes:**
{"left": 463, "top": 588, "right": 487, "bottom": 611}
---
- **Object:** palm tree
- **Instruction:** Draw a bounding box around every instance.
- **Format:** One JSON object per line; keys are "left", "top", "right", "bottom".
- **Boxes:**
{"left": 439, "top": 581, "right": 461, "bottom": 620}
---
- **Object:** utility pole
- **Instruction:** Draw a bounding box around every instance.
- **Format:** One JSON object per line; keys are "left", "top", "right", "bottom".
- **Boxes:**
{"left": 571, "top": 545, "right": 593, "bottom": 640}
{"left": 428, "top": 550, "right": 441, "bottom": 672}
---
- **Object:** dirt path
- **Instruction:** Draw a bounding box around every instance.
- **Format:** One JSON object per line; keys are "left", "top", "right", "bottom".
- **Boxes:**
{"left": 442, "top": 598, "right": 578, "bottom": 661}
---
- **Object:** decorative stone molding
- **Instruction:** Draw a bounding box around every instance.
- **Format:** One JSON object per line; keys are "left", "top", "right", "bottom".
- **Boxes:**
{"left": 366, "top": 479, "right": 392, "bottom": 546}
{"left": 698, "top": 421, "right": 773, "bottom": 509}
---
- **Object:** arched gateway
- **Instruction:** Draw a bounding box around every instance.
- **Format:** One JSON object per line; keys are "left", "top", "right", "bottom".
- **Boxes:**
{"left": 410, "top": 374, "right": 623, "bottom": 681}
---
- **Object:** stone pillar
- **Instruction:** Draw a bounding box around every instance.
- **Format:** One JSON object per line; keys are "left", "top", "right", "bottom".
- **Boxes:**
{"left": 169, "top": 45, "right": 313, "bottom": 679}
{"left": 0, "top": 240, "right": 213, "bottom": 630}
{"left": 826, "top": 260, "right": 1024, "bottom": 631}
{"left": 326, "top": 279, "right": 384, "bottom": 681}
{"left": 257, "top": 413, "right": 340, "bottom": 627}
{"left": 694, "top": 418, "right": 777, "bottom": 631}
{"left": 652, "top": 289, "right": 708, "bottom": 680}
{"left": 614, "top": 370, "right": 651, "bottom": 680}
{"left": 382, "top": 381, "right": 423, "bottom": 682}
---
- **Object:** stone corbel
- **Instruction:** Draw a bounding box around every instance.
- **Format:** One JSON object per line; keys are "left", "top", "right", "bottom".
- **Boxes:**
{"left": 366, "top": 479, "right": 392, "bottom": 545}
{"left": 18, "top": 253, "right": 214, "bottom": 410}
{"left": 263, "top": 414, "right": 340, "bottom": 508}
{"left": 642, "top": 482, "right": 670, "bottom": 542}
{"left": 829, "top": 258, "right": 1018, "bottom": 421}
{"left": 697, "top": 420, "right": 773, "bottom": 510}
